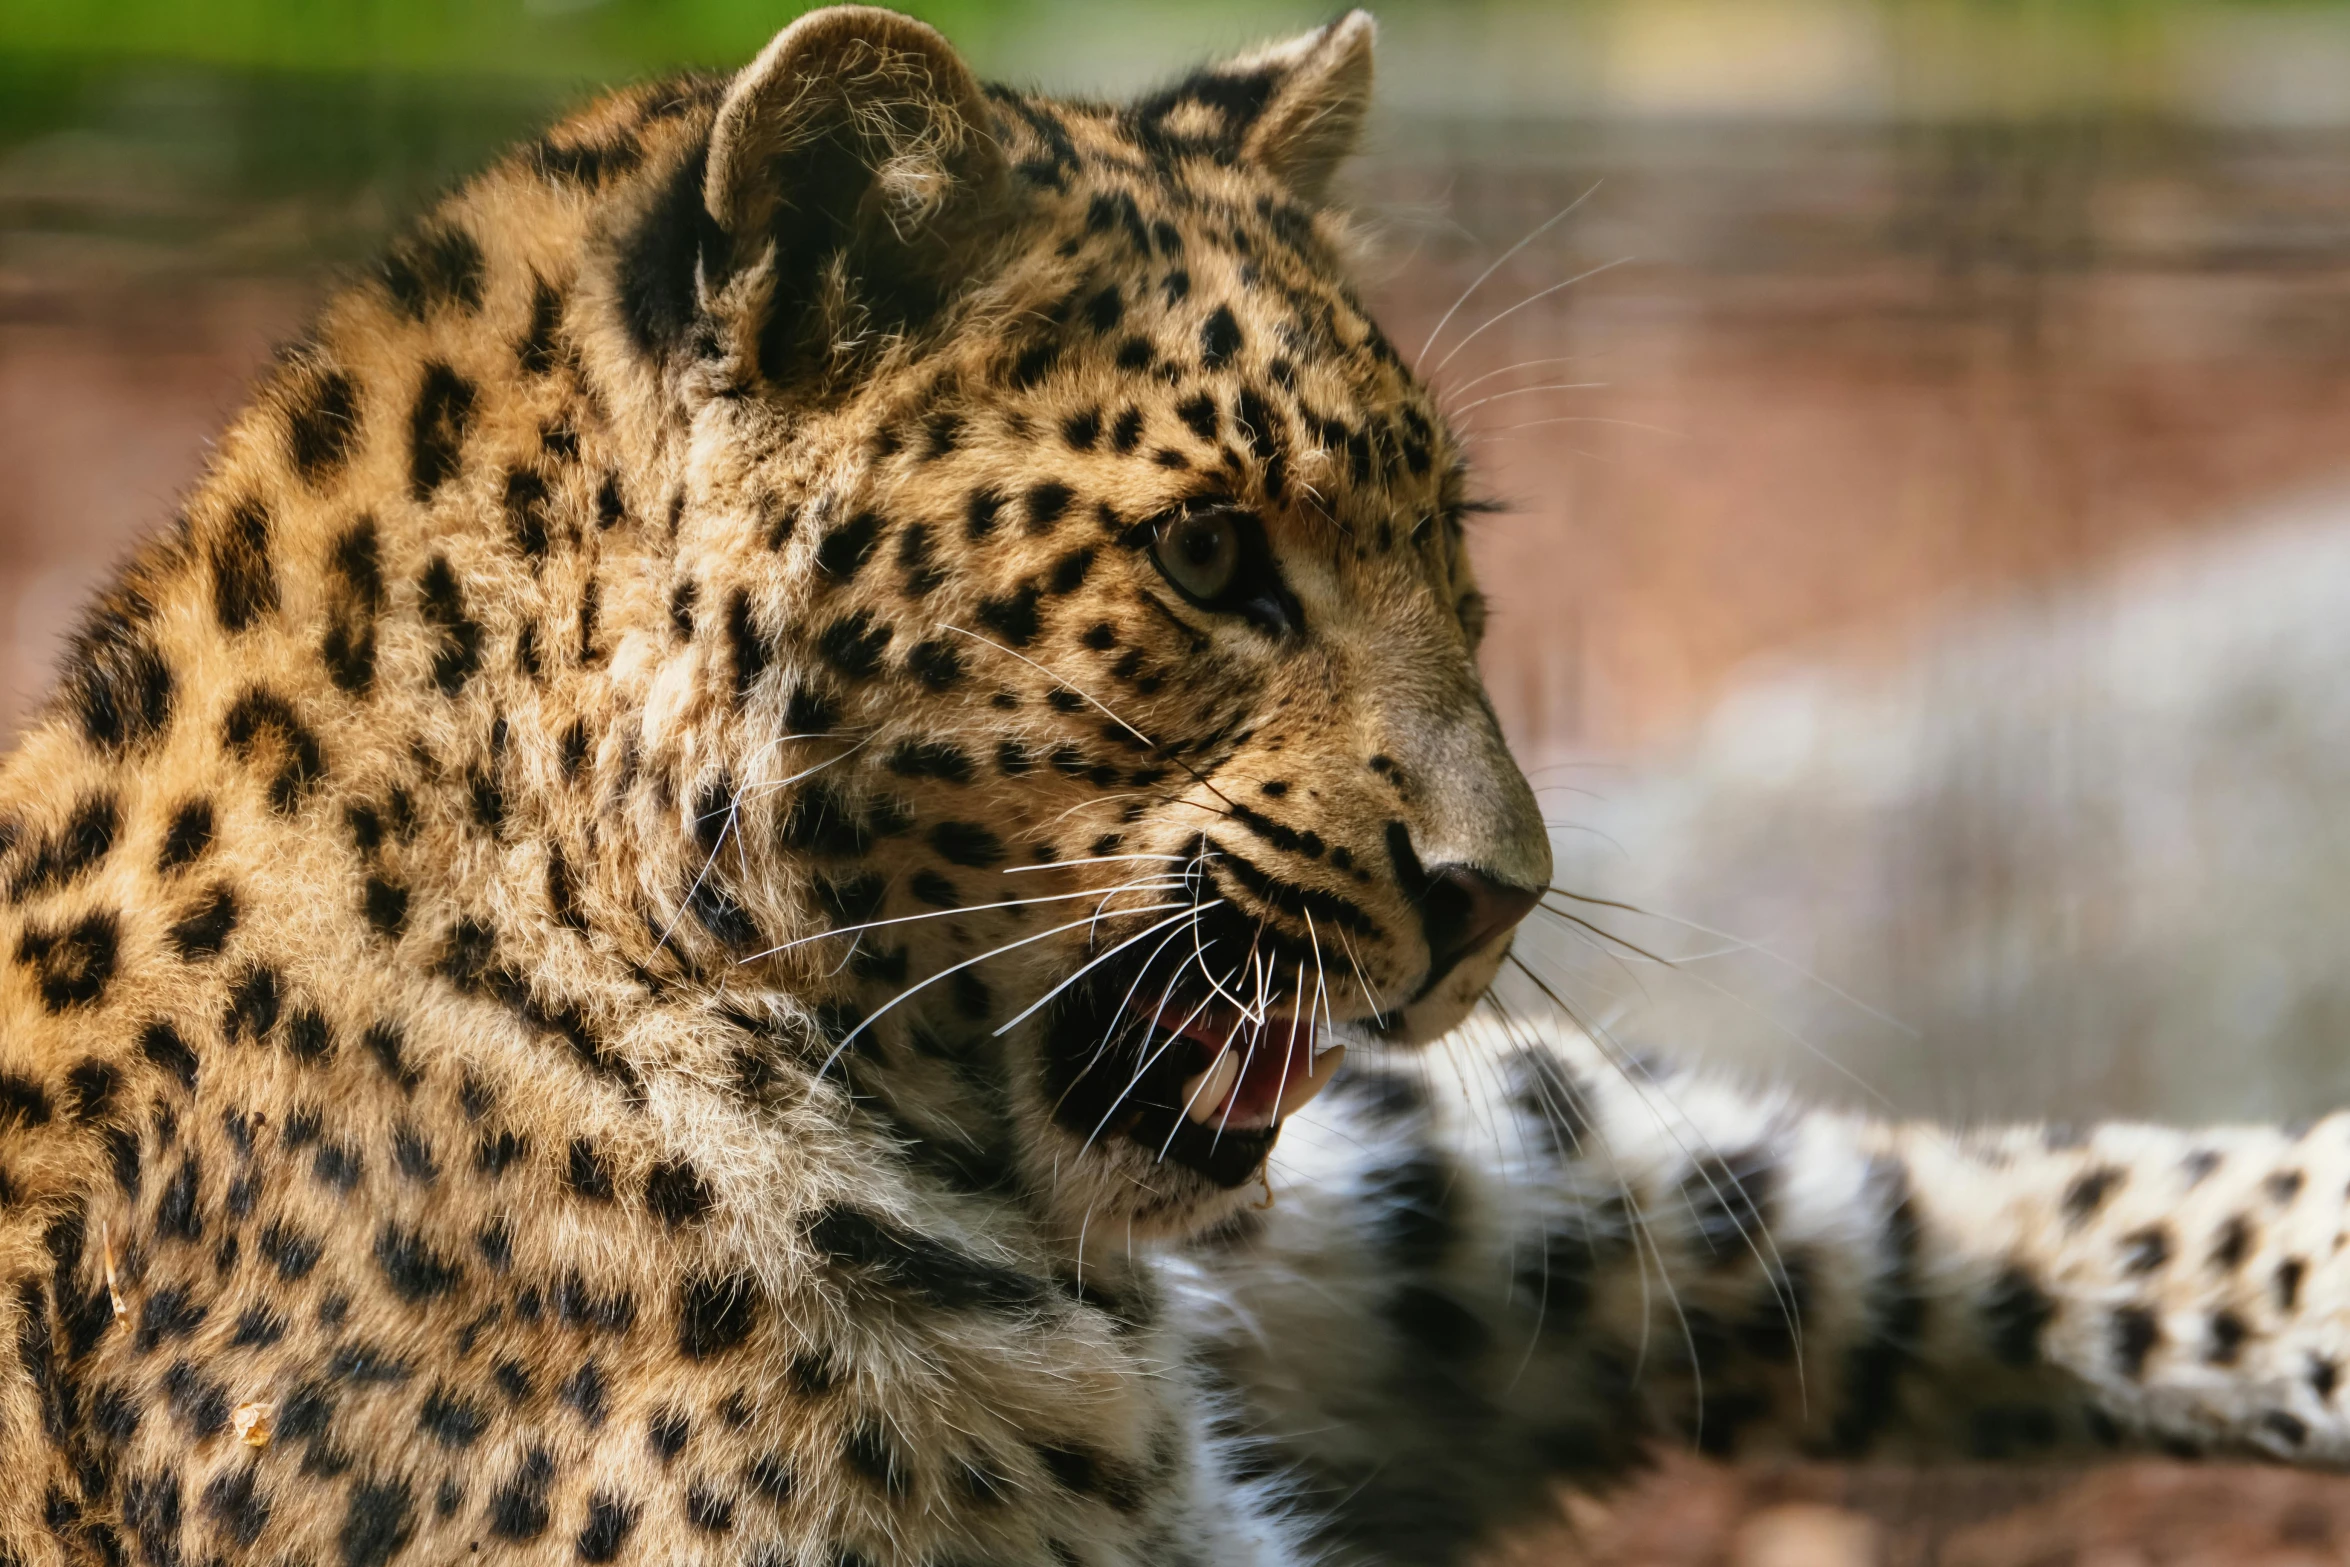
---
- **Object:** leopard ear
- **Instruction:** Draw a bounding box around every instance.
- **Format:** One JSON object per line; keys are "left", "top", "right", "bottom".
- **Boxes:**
{"left": 1133, "top": 11, "right": 1376, "bottom": 204}
{"left": 703, "top": 5, "right": 1005, "bottom": 372}
{"left": 1238, "top": 11, "right": 1377, "bottom": 201}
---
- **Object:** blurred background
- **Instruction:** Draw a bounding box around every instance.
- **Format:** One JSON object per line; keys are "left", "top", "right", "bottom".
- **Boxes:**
{"left": 8, "top": 1, "right": 2350, "bottom": 1561}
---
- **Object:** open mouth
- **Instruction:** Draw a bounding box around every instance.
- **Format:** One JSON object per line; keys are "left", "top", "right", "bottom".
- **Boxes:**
{"left": 1156, "top": 1000, "right": 1345, "bottom": 1131}
{"left": 1040, "top": 916, "right": 1351, "bottom": 1188}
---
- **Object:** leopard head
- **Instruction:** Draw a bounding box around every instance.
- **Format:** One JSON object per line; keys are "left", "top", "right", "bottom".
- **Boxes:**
{"left": 590, "top": 6, "right": 1549, "bottom": 1236}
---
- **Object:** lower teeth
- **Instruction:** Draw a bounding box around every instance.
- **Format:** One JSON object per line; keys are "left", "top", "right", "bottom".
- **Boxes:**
{"left": 1180, "top": 1049, "right": 1239, "bottom": 1124}
{"left": 1174, "top": 1042, "right": 1348, "bottom": 1127}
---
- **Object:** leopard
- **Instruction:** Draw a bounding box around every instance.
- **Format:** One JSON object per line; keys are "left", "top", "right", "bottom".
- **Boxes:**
{"left": 4, "top": 8, "right": 2350, "bottom": 1566}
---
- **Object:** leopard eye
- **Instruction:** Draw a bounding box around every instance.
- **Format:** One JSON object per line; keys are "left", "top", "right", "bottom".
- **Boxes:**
{"left": 1146, "top": 505, "right": 1302, "bottom": 634}
{"left": 1154, "top": 512, "right": 1241, "bottom": 601}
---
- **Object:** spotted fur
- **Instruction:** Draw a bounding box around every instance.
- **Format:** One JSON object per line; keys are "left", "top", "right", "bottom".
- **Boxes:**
{"left": 1, "top": 9, "right": 2344, "bottom": 1567}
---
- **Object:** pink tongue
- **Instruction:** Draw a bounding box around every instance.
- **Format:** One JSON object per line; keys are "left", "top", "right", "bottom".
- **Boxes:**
{"left": 1154, "top": 1004, "right": 1317, "bottom": 1118}
{"left": 1230, "top": 1047, "right": 1302, "bottom": 1120}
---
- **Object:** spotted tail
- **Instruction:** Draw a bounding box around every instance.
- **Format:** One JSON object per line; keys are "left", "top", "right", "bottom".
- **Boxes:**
{"left": 1177, "top": 1016, "right": 2350, "bottom": 1564}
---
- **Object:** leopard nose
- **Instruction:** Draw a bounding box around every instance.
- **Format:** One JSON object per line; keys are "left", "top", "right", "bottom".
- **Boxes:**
{"left": 1420, "top": 863, "right": 1543, "bottom": 976}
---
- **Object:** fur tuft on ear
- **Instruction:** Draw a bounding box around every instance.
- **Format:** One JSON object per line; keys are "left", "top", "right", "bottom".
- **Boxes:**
{"left": 1237, "top": 11, "right": 1377, "bottom": 201}
{"left": 701, "top": 5, "right": 1005, "bottom": 377}
{"left": 707, "top": 5, "right": 999, "bottom": 237}
{"left": 1128, "top": 11, "right": 1376, "bottom": 203}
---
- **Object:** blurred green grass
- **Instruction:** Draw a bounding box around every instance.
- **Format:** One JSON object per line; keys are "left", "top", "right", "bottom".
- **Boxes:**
{"left": 1, "top": 0, "right": 2335, "bottom": 81}
{"left": 0, "top": 0, "right": 960, "bottom": 79}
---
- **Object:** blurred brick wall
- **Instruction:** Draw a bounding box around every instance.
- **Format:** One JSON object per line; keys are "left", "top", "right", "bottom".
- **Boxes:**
{"left": 10, "top": 118, "right": 2350, "bottom": 760}
{"left": 0, "top": 280, "right": 314, "bottom": 733}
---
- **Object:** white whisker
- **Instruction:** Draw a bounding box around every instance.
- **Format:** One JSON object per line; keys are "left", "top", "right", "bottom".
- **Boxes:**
{"left": 1431, "top": 256, "right": 1636, "bottom": 375}
{"left": 816, "top": 901, "right": 1190, "bottom": 1075}
{"left": 736, "top": 878, "right": 1183, "bottom": 963}
{"left": 993, "top": 902, "right": 1224, "bottom": 1037}
{"left": 1415, "top": 182, "right": 1602, "bottom": 367}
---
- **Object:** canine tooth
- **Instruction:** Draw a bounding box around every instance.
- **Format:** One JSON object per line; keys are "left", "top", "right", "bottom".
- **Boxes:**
{"left": 1273, "top": 1044, "right": 1345, "bottom": 1122}
{"left": 1182, "top": 1050, "right": 1238, "bottom": 1124}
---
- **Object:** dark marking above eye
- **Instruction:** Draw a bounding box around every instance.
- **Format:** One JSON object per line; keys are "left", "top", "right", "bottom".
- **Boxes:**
{"left": 1026, "top": 482, "right": 1074, "bottom": 532}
